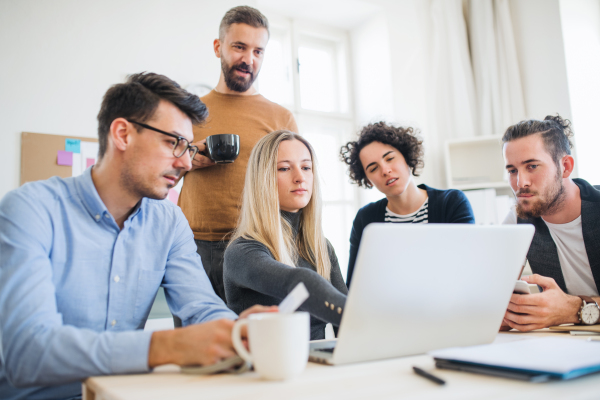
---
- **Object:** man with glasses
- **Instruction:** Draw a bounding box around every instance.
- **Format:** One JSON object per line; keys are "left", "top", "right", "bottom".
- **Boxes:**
{"left": 178, "top": 6, "right": 298, "bottom": 302}
{"left": 0, "top": 72, "right": 272, "bottom": 400}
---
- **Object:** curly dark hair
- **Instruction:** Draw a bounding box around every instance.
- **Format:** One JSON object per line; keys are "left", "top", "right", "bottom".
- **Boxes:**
{"left": 502, "top": 114, "right": 574, "bottom": 168}
{"left": 340, "top": 122, "right": 424, "bottom": 188}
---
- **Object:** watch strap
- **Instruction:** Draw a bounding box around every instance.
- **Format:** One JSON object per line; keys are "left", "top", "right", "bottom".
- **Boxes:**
{"left": 579, "top": 295, "right": 596, "bottom": 305}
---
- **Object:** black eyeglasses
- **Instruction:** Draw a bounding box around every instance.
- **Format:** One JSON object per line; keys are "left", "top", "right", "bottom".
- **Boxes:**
{"left": 127, "top": 120, "right": 199, "bottom": 159}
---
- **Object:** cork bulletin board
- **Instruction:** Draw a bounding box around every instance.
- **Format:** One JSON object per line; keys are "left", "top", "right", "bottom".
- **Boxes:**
{"left": 20, "top": 132, "right": 98, "bottom": 186}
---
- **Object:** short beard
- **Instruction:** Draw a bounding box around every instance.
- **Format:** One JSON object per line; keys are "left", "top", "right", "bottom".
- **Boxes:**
{"left": 120, "top": 167, "right": 179, "bottom": 201}
{"left": 222, "top": 59, "right": 256, "bottom": 92}
{"left": 515, "top": 171, "right": 566, "bottom": 219}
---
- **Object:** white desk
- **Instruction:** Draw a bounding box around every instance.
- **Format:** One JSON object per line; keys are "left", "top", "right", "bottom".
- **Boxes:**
{"left": 83, "top": 330, "right": 600, "bottom": 400}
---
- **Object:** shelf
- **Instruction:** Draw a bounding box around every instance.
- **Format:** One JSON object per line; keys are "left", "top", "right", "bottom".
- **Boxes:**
{"left": 444, "top": 135, "right": 507, "bottom": 190}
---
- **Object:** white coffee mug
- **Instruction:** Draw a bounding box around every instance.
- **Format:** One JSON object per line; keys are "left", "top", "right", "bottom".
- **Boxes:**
{"left": 231, "top": 312, "right": 310, "bottom": 380}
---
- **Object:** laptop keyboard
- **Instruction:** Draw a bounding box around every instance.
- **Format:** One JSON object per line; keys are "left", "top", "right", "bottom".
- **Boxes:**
{"left": 315, "top": 347, "right": 335, "bottom": 353}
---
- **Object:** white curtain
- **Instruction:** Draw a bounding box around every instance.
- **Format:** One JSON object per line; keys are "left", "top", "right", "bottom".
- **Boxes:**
{"left": 468, "top": 0, "right": 526, "bottom": 136}
{"left": 430, "top": 0, "right": 478, "bottom": 140}
{"left": 429, "top": 0, "right": 525, "bottom": 139}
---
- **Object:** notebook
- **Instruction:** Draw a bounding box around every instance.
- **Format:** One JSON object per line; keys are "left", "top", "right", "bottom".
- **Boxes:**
{"left": 430, "top": 337, "right": 600, "bottom": 381}
{"left": 549, "top": 324, "right": 600, "bottom": 333}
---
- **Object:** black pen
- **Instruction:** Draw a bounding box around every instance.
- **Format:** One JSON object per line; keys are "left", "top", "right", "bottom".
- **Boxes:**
{"left": 413, "top": 366, "right": 446, "bottom": 385}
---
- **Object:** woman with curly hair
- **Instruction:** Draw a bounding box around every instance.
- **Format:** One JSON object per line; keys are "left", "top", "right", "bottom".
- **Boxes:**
{"left": 340, "top": 122, "right": 475, "bottom": 287}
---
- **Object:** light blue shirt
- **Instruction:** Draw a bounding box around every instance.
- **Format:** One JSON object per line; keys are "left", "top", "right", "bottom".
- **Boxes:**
{"left": 0, "top": 168, "right": 237, "bottom": 400}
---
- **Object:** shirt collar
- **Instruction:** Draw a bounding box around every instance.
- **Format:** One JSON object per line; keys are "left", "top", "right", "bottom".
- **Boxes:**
{"left": 75, "top": 167, "right": 109, "bottom": 222}
{"left": 74, "top": 167, "right": 145, "bottom": 223}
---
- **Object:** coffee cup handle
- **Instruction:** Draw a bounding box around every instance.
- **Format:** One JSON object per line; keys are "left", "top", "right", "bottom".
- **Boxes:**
{"left": 231, "top": 319, "right": 253, "bottom": 364}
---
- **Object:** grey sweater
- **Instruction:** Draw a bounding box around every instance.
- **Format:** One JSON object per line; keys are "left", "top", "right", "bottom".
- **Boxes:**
{"left": 223, "top": 210, "right": 348, "bottom": 340}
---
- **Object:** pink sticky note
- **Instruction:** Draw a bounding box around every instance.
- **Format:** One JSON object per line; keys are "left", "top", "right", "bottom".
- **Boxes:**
{"left": 57, "top": 150, "right": 73, "bottom": 166}
{"left": 86, "top": 158, "right": 95, "bottom": 168}
{"left": 168, "top": 189, "right": 179, "bottom": 204}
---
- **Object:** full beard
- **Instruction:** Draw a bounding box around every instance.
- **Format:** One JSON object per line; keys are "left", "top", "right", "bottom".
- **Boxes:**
{"left": 515, "top": 173, "right": 566, "bottom": 219}
{"left": 222, "top": 59, "right": 256, "bottom": 92}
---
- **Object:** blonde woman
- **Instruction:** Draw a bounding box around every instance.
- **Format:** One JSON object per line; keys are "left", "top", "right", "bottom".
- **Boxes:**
{"left": 224, "top": 130, "right": 348, "bottom": 340}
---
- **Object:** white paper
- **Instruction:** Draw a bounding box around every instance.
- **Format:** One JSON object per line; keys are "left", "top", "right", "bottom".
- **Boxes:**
{"left": 80, "top": 141, "right": 99, "bottom": 173}
{"left": 71, "top": 153, "right": 82, "bottom": 177}
{"left": 279, "top": 282, "right": 309, "bottom": 314}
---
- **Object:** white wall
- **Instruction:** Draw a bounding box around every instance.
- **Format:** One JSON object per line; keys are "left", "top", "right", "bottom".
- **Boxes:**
{"left": 350, "top": 0, "right": 441, "bottom": 195}
{"left": 560, "top": 0, "right": 600, "bottom": 184}
{"left": 0, "top": 0, "right": 246, "bottom": 199}
{"left": 350, "top": 12, "right": 394, "bottom": 127}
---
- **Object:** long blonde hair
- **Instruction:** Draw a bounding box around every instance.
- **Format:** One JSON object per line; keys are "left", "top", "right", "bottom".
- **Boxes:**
{"left": 230, "top": 130, "right": 332, "bottom": 280}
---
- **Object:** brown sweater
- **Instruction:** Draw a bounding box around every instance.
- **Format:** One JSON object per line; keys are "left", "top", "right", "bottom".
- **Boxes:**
{"left": 179, "top": 90, "right": 298, "bottom": 241}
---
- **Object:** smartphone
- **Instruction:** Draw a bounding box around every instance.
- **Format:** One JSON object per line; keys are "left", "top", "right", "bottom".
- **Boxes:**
{"left": 514, "top": 280, "right": 542, "bottom": 294}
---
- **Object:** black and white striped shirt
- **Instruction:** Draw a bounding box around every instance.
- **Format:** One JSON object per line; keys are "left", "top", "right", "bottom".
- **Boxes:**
{"left": 384, "top": 198, "right": 429, "bottom": 224}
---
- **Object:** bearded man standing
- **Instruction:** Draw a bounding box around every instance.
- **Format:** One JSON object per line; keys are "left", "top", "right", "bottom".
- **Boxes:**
{"left": 178, "top": 6, "right": 298, "bottom": 302}
{"left": 501, "top": 115, "right": 600, "bottom": 331}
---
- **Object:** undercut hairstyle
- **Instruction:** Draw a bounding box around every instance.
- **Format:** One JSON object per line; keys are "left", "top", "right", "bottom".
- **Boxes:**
{"left": 501, "top": 114, "right": 574, "bottom": 167}
{"left": 96, "top": 72, "right": 208, "bottom": 159}
{"left": 340, "top": 122, "right": 424, "bottom": 188}
{"left": 219, "top": 6, "right": 269, "bottom": 40}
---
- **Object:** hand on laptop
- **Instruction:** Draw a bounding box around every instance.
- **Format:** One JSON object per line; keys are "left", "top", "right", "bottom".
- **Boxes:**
{"left": 502, "top": 274, "right": 582, "bottom": 332}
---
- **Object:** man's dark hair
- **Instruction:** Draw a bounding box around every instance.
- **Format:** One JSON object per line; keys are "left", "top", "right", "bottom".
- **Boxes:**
{"left": 340, "top": 122, "right": 424, "bottom": 188}
{"left": 502, "top": 114, "right": 574, "bottom": 167}
{"left": 96, "top": 72, "right": 208, "bottom": 158}
{"left": 219, "top": 6, "right": 269, "bottom": 40}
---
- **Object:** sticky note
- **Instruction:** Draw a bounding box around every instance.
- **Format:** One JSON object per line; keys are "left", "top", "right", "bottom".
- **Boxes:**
{"left": 65, "top": 139, "right": 81, "bottom": 153}
{"left": 57, "top": 150, "right": 73, "bottom": 166}
{"left": 86, "top": 158, "right": 95, "bottom": 168}
{"left": 167, "top": 189, "right": 180, "bottom": 204}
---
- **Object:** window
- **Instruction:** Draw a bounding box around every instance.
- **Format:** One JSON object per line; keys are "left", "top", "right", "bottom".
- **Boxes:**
{"left": 258, "top": 19, "right": 357, "bottom": 279}
{"left": 298, "top": 38, "right": 339, "bottom": 112}
{"left": 258, "top": 26, "right": 295, "bottom": 109}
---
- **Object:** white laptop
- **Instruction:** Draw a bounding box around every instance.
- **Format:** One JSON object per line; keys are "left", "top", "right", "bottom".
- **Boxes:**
{"left": 309, "top": 224, "right": 535, "bottom": 365}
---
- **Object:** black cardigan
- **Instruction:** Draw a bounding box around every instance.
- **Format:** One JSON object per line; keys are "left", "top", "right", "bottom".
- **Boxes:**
{"left": 517, "top": 178, "right": 600, "bottom": 293}
{"left": 346, "top": 184, "right": 475, "bottom": 287}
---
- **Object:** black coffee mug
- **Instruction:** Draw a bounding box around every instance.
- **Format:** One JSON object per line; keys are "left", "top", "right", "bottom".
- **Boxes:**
{"left": 204, "top": 134, "right": 240, "bottom": 163}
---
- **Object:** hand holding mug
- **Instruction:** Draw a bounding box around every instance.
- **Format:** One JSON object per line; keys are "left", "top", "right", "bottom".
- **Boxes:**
{"left": 190, "top": 134, "right": 240, "bottom": 169}
{"left": 190, "top": 139, "right": 216, "bottom": 170}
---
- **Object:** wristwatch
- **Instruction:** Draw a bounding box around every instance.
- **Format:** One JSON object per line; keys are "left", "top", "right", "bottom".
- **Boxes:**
{"left": 578, "top": 296, "right": 600, "bottom": 325}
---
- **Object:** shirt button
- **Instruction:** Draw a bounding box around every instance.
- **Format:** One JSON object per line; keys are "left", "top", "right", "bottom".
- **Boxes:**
{"left": 111, "top": 320, "right": 117, "bottom": 326}
{"left": 114, "top": 275, "right": 120, "bottom": 283}
{"left": 105, "top": 214, "right": 110, "bottom": 218}
{"left": 95, "top": 214, "right": 100, "bottom": 221}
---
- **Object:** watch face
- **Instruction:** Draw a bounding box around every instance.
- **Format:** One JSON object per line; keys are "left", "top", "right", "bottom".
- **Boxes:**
{"left": 582, "top": 304, "right": 600, "bottom": 325}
